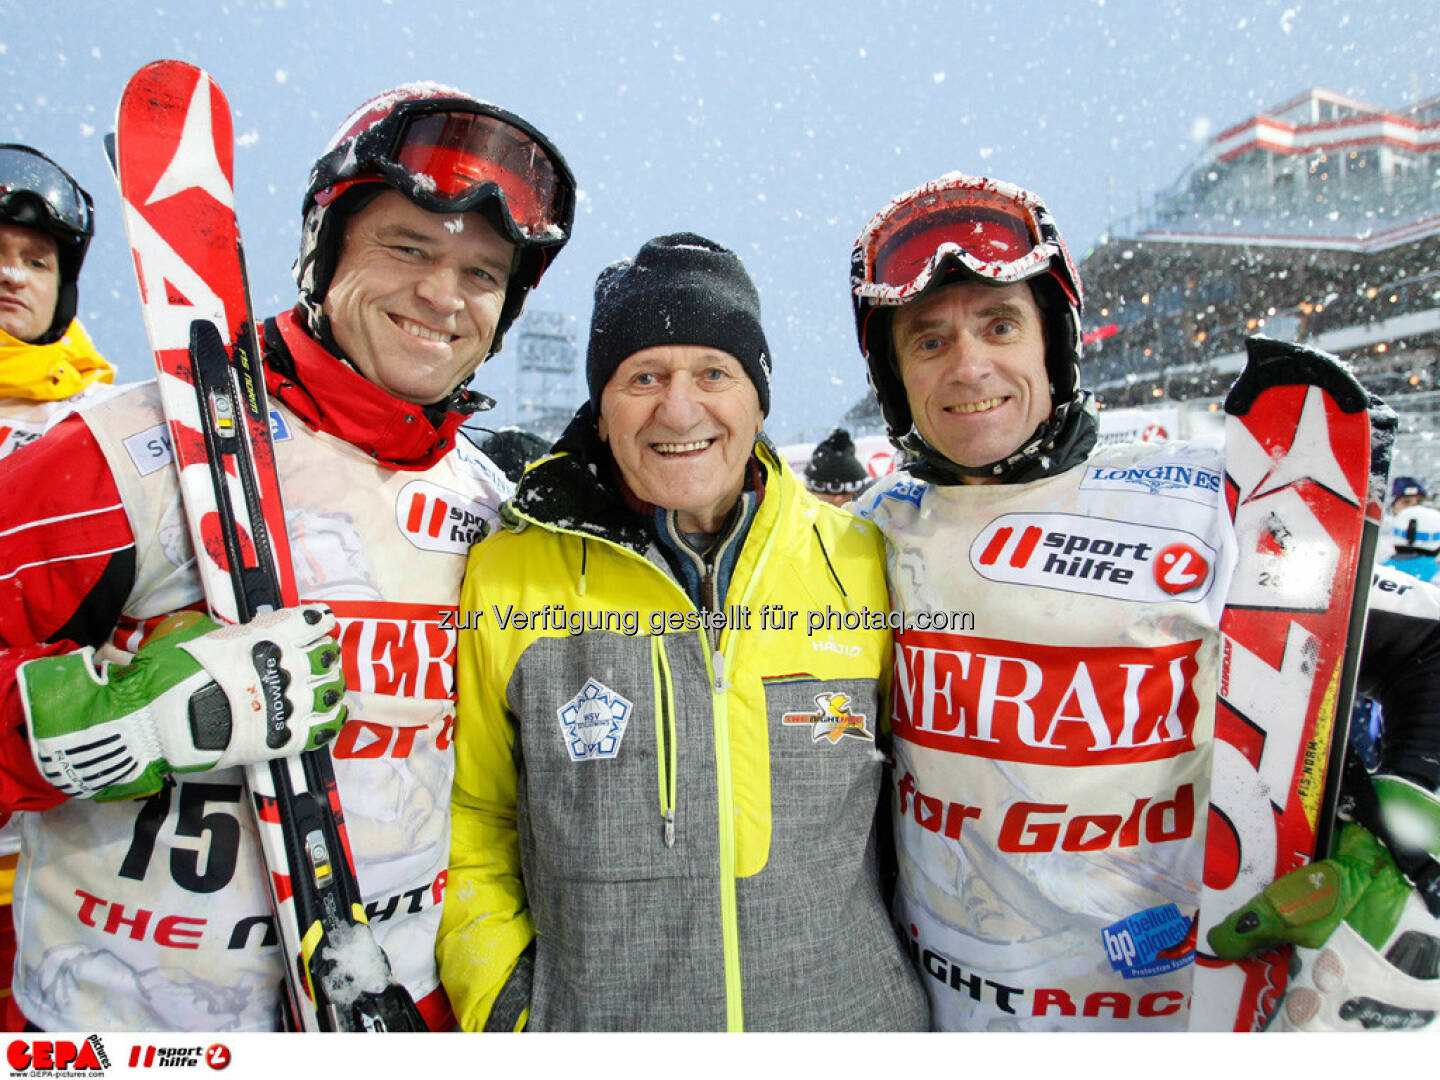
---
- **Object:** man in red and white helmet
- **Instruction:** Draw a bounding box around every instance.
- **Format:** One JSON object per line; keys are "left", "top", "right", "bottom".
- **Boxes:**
{"left": 0, "top": 84, "right": 574, "bottom": 1031}
{"left": 849, "top": 172, "right": 1440, "bottom": 1032}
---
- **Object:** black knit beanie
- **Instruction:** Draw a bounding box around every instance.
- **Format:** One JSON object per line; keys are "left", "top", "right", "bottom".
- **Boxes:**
{"left": 586, "top": 232, "right": 771, "bottom": 415}
{"left": 805, "top": 428, "right": 869, "bottom": 495}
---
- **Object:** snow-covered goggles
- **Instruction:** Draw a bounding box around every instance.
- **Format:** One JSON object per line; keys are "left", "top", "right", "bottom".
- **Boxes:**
{"left": 313, "top": 100, "right": 574, "bottom": 246}
{"left": 853, "top": 174, "right": 1079, "bottom": 307}
{"left": 0, "top": 144, "right": 93, "bottom": 241}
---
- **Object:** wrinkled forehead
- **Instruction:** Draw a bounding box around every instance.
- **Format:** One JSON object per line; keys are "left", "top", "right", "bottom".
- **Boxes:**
{"left": 892, "top": 277, "right": 1041, "bottom": 332}
{"left": 0, "top": 219, "right": 60, "bottom": 257}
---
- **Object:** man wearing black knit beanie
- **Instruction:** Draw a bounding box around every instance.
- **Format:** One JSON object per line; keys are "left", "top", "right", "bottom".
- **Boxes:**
{"left": 805, "top": 427, "right": 871, "bottom": 508}
{"left": 585, "top": 232, "right": 772, "bottom": 419}
{"left": 442, "top": 232, "right": 928, "bottom": 1032}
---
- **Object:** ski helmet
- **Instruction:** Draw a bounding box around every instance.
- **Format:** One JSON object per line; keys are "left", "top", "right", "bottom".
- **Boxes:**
{"left": 1391, "top": 504, "right": 1440, "bottom": 556}
{"left": 0, "top": 144, "right": 94, "bottom": 344}
{"left": 295, "top": 82, "right": 576, "bottom": 360}
{"left": 849, "top": 172, "right": 1084, "bottom": 481}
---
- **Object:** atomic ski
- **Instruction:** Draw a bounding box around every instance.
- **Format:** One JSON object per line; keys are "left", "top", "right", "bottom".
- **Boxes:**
{"left": 111, "top": 59, "right": 422, "bottom": 1032}
{"left": 1190, "top": 336, "right": 1392, "bottom": 1031}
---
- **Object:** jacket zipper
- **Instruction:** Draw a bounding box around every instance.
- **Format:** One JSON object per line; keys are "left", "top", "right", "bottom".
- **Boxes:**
{"left": 650, "top": 635, "right": 678, "bottom": 848}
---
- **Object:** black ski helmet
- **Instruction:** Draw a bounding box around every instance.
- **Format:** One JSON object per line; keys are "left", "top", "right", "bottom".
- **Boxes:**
{"left": 850, "top": 173, "right": 1085, "bottom": 482}
{"left": 295, "top": 82, "right": 576, "bottom": 362}
{"left": 0, "top": 144, "right": 95, "bottom": 344}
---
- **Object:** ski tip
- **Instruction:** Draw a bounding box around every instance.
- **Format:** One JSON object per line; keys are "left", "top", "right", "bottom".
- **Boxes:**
{"left": 1224, "top": 334, "right": 1370, "bottom": 417}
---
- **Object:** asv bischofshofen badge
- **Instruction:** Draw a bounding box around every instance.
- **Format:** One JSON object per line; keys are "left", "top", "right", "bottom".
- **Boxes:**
{"left": 557, "top": 678, "right": 633, "bottom": 761}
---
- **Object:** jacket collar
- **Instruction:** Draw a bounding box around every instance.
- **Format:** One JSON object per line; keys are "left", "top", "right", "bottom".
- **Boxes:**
{"left": 264, "top": 308, "right": 485, "bottom": 471}
{"left": 0, "top": 319, "right": 114, "bottom": 402}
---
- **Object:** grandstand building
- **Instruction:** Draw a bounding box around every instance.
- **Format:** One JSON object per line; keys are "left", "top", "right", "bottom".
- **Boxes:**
{"left": 847, "top": 87, "right": 1440, "bottom": 483}
{"left": 1082, "top": 86, "right": 1439, "bottom": 413}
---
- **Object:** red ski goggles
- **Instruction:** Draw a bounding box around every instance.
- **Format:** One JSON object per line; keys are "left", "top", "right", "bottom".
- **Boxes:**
{"left": 853, "top": 174, "right": 1079, "bottom": 307}
{"left": 313, "top": 100, "right": 574, "bottom": 246}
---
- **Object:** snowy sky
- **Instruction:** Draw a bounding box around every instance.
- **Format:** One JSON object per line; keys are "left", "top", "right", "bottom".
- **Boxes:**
{"left": 3, "top": 0, "right": 1434, "bottom": 441}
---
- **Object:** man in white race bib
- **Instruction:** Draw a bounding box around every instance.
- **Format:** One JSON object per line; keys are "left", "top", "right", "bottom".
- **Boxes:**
{"left": 847, "top": 172, "right": 1440, "bottom": 1031}
{"left": 0, "top": 86, "right": 575, "bottom": 1031}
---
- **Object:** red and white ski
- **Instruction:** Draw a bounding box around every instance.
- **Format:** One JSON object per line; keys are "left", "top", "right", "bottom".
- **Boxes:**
{"left": 111, "top": 60, "right": 422, "bottom": 1031}
{"left": 1190, "top": 336, "right": 1390, "bottom": 1031}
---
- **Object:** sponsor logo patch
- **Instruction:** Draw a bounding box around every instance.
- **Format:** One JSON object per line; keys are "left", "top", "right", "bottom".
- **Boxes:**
{"left": 1080, "top": 461, "right": 1223, "bottom": 505}
{"left": 0, "top": 422, "right": 42, "bottom": 457}
{"left": 6, "top": 1036, "right": 110, "bottom": 1076}
{"left": 782, "top": 692, "right": 875, "bottom": 745}
{"left": 882, "top": 477, "right": 927, "bottom": 507}
{"left": 120, "top": 411, "right": 287, "bottom": 478}
{"left": 892, "top": 628, "right": 1201, "bottom": 766}
{"left": 326, "top": 600, "right": 457, "bottom": 701}
{"left": 903, "top": 919, "right": 1190, "bottom": 1022}
{"left": 396, "top": 479, "right": 492, "bottom": 554}
{"left": 123, "top": 422, "right": 175, "bottom": 476}
{"left": 1102, "top": 904, "right": 1196, "bottom": 979}
{"left": 971, "top": 512, "right": 1217, "bottom": 602}
{"left": 557, "top": 678, "right": 633, "bottom": 761}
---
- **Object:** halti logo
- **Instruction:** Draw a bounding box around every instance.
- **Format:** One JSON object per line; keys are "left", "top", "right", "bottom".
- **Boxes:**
{"left": 1080, "top": 461, "right": 1223, "bottom": 505}
{"left": 781, "top": 692, "right": 875, "bottom": 745}
{"left": 396, "top": 480, "right": 492, "bottom": 555}
{"left": 971, "top": 513, "right": 1216, "bottom": 603}
{"left": 557, "top": 678, "right": 633, "bottom": 761}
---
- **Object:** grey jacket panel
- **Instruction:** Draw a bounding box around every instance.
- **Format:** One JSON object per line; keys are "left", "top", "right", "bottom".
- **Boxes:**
{"left": 510, "top": 630, "right": 728, "bottom": 1030}
{"left": 737, "top": 677, "right": 930, "bottom": 1032}
{"left": 509, "top": 622, "right": 926, "bottom": 1029}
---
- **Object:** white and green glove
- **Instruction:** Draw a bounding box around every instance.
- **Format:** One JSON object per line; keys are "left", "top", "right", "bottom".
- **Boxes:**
{"left": 19, "top": 606, "right": 347, "bottom": 802}
{"left": 1208, "top": 775, "right": 1440, "bottom": 1031}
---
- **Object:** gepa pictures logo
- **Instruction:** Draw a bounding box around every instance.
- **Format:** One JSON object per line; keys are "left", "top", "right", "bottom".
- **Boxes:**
{"left": 7, "top": 1036, "right": 109, "bottom": 1076}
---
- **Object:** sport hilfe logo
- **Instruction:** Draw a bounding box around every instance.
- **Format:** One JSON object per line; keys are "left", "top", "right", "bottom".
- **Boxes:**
{"left": 126, "top": 1044, "right": 229, "bottom": 1070}
{"left": 395, "top": 479, "right": 491, "bottom": 555}
{"left": 970, "top": 513, "right": 1216, "bottom": 603}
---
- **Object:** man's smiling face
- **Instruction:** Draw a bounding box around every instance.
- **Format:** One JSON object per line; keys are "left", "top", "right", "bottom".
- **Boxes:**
{"left": 598, "top": 344, "right": 763, "bottom": 533}
{"left": 891, "top": 279, "right": 1052, "bottom": 481}
{"left": 323, "top": 189, "right": 514, "bottom": 405}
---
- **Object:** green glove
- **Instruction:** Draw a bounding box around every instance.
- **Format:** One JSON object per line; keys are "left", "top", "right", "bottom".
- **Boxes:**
{"left": 1207, "top": 822, "right": 1410, "bottom": 958}
{"left": 1208, "top": 776, "right": 1440, "bottom": 1031}
{"left": 20, "top": 605, "right": 347, "bottom": 801}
